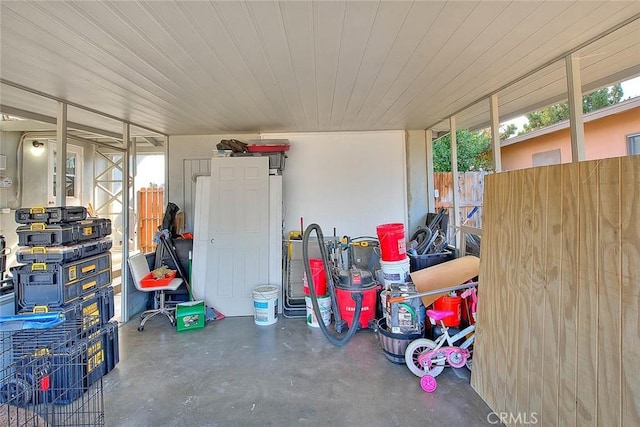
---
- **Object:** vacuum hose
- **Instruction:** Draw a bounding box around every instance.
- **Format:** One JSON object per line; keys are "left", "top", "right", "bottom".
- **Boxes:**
{"left": 303, "top": 223, "right": 363, "bottom": 346}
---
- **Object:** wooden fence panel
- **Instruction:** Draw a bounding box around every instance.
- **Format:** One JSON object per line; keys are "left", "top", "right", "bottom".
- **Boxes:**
{"left": 471, "top": 156, "right": 640, "bottom": 426}
{"left": 138, "top": 187, "right": 164, "bottom": 253}
{"left": 434, "top": 171, "right": 487, "bottom": 242}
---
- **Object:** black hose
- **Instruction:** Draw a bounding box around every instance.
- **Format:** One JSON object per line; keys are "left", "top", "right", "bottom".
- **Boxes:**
{"left": 409, "top": 226, "right": 433, "bottom": 255}
{"left": 303, "top": 223, "right": 362, "bottom": 346}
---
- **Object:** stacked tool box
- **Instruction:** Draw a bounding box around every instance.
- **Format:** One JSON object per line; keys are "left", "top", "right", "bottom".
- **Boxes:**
{"left": 10, "top": 206, "right": 120, "bottom": 391}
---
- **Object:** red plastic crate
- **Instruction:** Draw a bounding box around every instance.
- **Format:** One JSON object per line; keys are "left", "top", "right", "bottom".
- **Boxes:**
{"left": 140, "top": 270, "right": 177, "bottom": 288}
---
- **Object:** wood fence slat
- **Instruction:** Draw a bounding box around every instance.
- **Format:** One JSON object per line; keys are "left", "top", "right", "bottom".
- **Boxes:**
{"left": 434, "top": 172, "right": 487, "bottom": 241}
{"left": 529, "top": 166, "right": 548, "bottom": 421}
{"left": 542, "top": 164, "right": 561, "bottom": 426}
{"left": 472, "top": 172, "right": 499, "bottom": 407}
{"left": 514, "top": 169, "right": 534, "bottom": 415}
{"left": 138, "top": 187, "right": 164, "bottom": 253}
{"left": 495, "top": 171, "right": 514, "bottom": 413}
{"left": 576, "top": 162, "right": 600, "bottom": 426}
{"left": 503, "top": 171, "right": 521, "bottom": 415}
{"left": 558, "top": 163, "right": 579, "bottom": 427}
{"left": 620, "top": 156, "right": 640, "bottom": 425}
{"left": 597, "top": 158, "right": 622, "bottom": 426}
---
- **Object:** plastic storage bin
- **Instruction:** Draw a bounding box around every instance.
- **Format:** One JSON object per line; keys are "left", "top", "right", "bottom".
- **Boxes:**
{"left": 17, "top": 218, "right": 112, "bottom": 246}
{"left": 15, "top": 206, "right": 87, "bottom": 224}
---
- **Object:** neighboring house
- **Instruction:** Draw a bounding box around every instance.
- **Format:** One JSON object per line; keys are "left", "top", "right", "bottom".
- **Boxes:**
{"left": 501, "top": 97, "right": 640, "bottom": 170}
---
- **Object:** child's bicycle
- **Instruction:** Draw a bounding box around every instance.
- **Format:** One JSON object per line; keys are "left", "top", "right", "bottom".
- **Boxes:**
{"left": 404, "top": 286, "right": 477, "bottom": 392}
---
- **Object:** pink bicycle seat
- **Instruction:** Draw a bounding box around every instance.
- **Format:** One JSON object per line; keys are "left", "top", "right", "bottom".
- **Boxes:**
{"left": 427, "top": 309, "right": 454, "bottom": 321}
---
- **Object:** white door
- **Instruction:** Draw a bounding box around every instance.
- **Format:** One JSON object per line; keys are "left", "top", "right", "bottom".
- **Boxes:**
{"left": 192, "top": 175, "right": 211, "bottom": 303}
{"left": 195, "top": 157, "right": 270, "bottom": 316}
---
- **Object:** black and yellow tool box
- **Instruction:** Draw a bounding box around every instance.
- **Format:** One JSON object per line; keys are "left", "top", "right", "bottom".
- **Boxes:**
{"left": 15, "top": 206, "right": 88, "bottom": 224}
{"left": 16, "top": 218, "right": 112, "bottom": 247}
{"left": 13, "top": 252, "right": 112, "bottom": 309}
{"left": 102, "top": 320, "right": 119, "bottom": 374}
{"left": 85, "top": 328, "right": 106, "bottom": 387}
{"left": 19, "top": 287, "right": 114, "bottom": 337}
{"left": 16, "top": 237, "right": 113, "bottom": 264}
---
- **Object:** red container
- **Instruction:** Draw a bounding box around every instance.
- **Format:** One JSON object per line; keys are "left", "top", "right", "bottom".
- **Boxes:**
{"left": 303, "top": 258, "right": 327, "bottom": 296}
{"left": 335, "top": 286, "right": 379, "bottom": 329}
{"left": 247, "top": 144, "right": 290, "bottom": 153}
{"left": 433, "top": 295, "right": 462, "bottom": 327}
{"left": 376, "top": 223, "right": 406, "bottom": 262}
{"left": 140, "top": 270, "right": 177, "bottom": 288}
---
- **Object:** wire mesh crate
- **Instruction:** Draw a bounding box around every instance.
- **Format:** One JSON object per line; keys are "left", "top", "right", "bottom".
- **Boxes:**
{"left": 0, "top": 313, "right": 105, "bottom": 426}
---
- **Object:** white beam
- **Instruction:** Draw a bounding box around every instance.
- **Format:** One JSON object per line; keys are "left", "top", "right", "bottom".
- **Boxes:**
{"left": 490, "top": 94, "right": 502, "bottom": 172}
{"left": 566, "top": 53, "right": 586, "bottom": 162}
{"left": 121, "top": 123, "right": 131, "bottom": 322}
{"left": 55, "top": 102, "right": 67, "bottom": 207}
{"left": 450, "top": 117, "right": 461, "bottom": 251}
{"left": 425, "top": 129, "right": 436, "bottom": 213}
{"left": 164, "top": 136, "right": 170, "bottom": 208}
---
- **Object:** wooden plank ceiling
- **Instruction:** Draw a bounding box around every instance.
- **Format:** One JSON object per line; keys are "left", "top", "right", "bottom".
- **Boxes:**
{"left": 1, "top": 1, "right": 639, "bottom": 137}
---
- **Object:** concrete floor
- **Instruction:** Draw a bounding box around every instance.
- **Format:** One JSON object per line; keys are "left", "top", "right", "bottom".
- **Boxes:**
{"left": 103, "top": 314, "right": 494, "bottom": 426}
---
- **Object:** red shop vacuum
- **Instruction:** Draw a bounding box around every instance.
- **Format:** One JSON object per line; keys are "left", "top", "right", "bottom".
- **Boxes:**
{"left": 303, "top": 224, "right": 379, "bottom": 346}
{"left": 335, "top": 268, "right": 378, "bottom": 329}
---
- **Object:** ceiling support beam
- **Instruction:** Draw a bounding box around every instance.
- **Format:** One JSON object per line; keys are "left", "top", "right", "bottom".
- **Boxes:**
{"left": 121, "top": 123, "right": 131, "bottom": 323}
{"left": 490, "top": 94, "right": 502, "bottom": 172}
{"left": 425, "top": 129, "right": 436, "bottom": 213}
{"left": 56, "top": 102, "right": 68, "bottom": 207}
{"left": 0, "top": 105, "right": 123, "bottom": 141}
{"left": 164, "top": 136, "right": 170, "bottom": 208}
{"left": 450, "top": 117, "right": 461, "bottom": 251}
{"left": 142, "top": 136, "right": 162, "bottom": 147}
{"left": 1, "top": 78, "right": 167, "bottom": 137}
{"left": 566, "top": 54, "right": 586, "bottom": 162}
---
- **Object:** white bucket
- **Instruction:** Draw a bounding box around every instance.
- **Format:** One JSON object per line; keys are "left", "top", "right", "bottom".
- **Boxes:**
{"left": 379, "top": 257, "right": 411, "bottom": 289}
{"left": 305, "top": 295, "right": 331, "bottom": 328}
{"left": 252, "top": 285, "right": 279, "bottom": 326}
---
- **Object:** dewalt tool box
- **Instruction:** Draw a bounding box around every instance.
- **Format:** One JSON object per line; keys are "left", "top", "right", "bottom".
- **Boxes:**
{"left": 102, "top": 320, "right": 119, "bottom": 374}
{"left": 13, "top": 252, "right": 112, "bottom": 309}
{"left": 19, "top": 287, "right": 114, "bottom": 337}
{"left": 15, "top": 205, "right": 88, "bottom": 224}
{"left": 85, "top": 328, "right": 106, "bottom": 387}
{"left": 16, "top": 237, "right": 113, "bottom": 264}
{"left": 16, "top": 218, "right": 112, "bottom": 246}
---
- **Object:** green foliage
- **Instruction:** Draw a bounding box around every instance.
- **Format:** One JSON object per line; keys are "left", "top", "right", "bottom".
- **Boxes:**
{"left": 500, "top": 123, "right": 518, "bottom": 141}
{"left": 521, "top": 83, "right": 623, "bottom": 133}
{"left": 433, "top": 130, "right": 493, "bottom": 172}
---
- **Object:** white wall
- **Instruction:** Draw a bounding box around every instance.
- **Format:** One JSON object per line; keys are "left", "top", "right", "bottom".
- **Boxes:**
{"left": 168, "top": 134, "right": 260, "bottom": 230}
{"left": 168, "top": 131, "right": 408, "bottom": 239}
{"left": 262, "top": 131, "right": 407, "bottom": 238}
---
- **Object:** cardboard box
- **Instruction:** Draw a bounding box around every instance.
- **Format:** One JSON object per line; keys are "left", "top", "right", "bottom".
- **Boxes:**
{"left": 410, "top": 255, "right": 479, "bottom": 307}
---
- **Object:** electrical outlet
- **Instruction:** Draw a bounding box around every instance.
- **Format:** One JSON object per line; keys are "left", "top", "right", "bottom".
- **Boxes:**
{"left": 434, "top": 189, "right": 439, "bottom": 198}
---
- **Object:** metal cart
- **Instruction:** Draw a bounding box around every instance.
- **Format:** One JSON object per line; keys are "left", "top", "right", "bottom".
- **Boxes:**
{"left": 0, "top": 313, "right": 104, "bottom": 426}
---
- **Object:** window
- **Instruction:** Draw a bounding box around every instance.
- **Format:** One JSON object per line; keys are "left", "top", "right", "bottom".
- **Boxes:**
{"left": 532, "top": 148, "right": 561, "bottom": 167}
{"left": 628, "top": 133, "right": 640, "bottom": 155}
{"left": 48, "top": 143, "right": 83, "bottom": 206}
